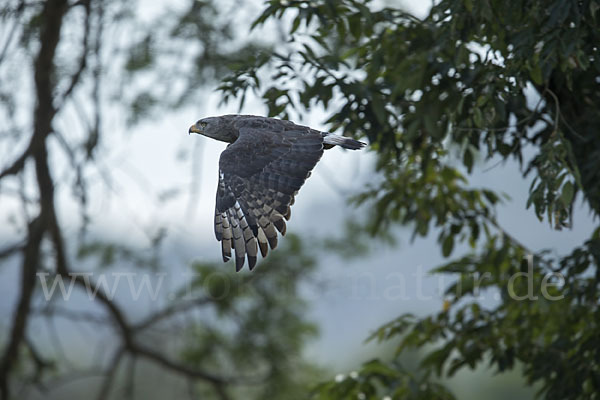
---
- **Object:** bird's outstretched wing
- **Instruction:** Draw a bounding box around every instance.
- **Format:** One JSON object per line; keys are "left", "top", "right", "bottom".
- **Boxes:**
{"left": 214, "top": 121, "right": 324, "bottom": 271}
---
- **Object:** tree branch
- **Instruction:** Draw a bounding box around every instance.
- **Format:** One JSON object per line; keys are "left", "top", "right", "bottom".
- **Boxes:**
{"left": 34, "top": 305, "right": 110, "bottom": 326}
{"left": 0, "top": 148, "right": 30, "bottom": 180}
{"left": 132, "top": 296, "right": 213, "bottom": 332}
{"left": 95, "top": 347, "right": 124, "bottom": 400}
{"left": 0, "top": 216, "right": 45, "bottom": 399}
{"left": 129, "top": 344, "right": 230, "bottom": 385}
{"left": 69, "top": 275, "right": 242, "bottom": 385}
{"left": 123, "top": 355, "right": 136, "bottom": 400}
{"left": 0, "top": 0, "right": 69, "bottom": 397}
{"left": 24, "top": 336, "right": 54, "bottom": 384}
{"left": 0, "top": 0, "right": 25, "bottom": 66}
{"left": 71, "top": 276, "right": 134, "bottom": 345}
{"left": 2, "top": 0, "right": 263, "bottom": 398}
{"left": 56, "top": 0, "right": 92, "bottom": 109}
{"left": 0, "top": 242, "right": 24, "bottom": 260}
{"left": 46, "top": 179, "right": 241, "bottom": 395}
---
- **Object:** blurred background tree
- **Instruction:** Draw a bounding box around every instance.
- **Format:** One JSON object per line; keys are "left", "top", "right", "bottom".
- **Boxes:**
{"left": 0, "top": 0, "right": 322, "bottom": 399}
{"left": 219, "top": 0, "right": 600, "bottom": 399}
{"left": 1, "top": 0, "right": 598, "bottom": 399}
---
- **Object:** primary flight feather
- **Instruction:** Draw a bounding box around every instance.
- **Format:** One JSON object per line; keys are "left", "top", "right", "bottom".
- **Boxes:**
{"left": 189, "top": 114, "right": 365, "bottom": 271}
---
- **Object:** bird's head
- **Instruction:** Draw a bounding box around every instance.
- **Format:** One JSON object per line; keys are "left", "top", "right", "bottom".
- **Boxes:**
{"left": 189, "top": 117, "right": 212, "bottom": 136}
{"left": 189, "top": 116, "right": 237, "bottom": 143}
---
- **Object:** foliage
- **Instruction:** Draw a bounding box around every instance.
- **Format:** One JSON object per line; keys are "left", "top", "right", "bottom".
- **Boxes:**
{"left": 181, "top": 234, "right": 322, "bottom": 399}
{"left": 311, "top": 359, "right": 454, "bottom": 400}
{"left": 219, "top": 0, "right": 600, "bottom": 399}
{"left": 121, "top": 0, "right": 271, "bottom": 124}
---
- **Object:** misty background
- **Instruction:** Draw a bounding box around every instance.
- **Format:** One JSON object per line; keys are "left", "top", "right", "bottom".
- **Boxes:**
{"left": 0, "top": 0, "right": 595, "bottom": 398}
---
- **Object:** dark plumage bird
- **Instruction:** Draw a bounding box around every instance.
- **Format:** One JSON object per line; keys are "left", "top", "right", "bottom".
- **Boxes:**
{"left": 189, "top": 114, "right": 365, "bottom": 271}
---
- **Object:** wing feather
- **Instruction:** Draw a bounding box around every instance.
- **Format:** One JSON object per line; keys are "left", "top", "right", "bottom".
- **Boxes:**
{"left": 227, "top": 207, "right": 246, "bottom": 272}
{"left": 256, "top": 228, "right": 269, "bottom": 258}
{"left": 220, "top": 213, "right": 232, "bottom": 262}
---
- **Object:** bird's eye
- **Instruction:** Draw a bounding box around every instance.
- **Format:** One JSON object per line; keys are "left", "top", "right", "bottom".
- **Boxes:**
{"left": 201, "top": 122, "right": 207, "bottom": 128}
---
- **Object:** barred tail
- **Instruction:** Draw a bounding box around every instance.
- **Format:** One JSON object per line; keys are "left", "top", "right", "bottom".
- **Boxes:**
{"left": 322, "top": 133, "right": 366, "bottom": 150}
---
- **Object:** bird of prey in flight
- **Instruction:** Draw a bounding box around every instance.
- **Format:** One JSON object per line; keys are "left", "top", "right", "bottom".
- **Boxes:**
{"left": 189, "top": 114, "right": 365, "bottom": 271}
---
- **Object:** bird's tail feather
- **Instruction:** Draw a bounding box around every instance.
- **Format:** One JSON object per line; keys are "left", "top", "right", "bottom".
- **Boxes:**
{"left": 322, "top": 133, "right": 366, "bottom": 150}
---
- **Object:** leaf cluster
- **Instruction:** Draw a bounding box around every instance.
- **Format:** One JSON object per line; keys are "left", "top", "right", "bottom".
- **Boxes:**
{"left": 218, "top": 0, "right": 600, "bottom": 398}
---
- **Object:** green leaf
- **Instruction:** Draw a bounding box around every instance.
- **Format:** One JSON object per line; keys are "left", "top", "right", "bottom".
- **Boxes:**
{"left": 561, "top": 181, "right": 574, "bottom": 205}
{"left": 290, "top": 15, "right": 301, "bottom": 34}
{"left": 442, "top": 235, "right": 454, "bottom": 257}
{"left": 473, "top": 107, "right": 483, "bottom": 128}
{"left": 529, "top": 63, "right": 543, "bottom": 85}
{"left": 463, "top": 149, "right": 474, "bottom": 172}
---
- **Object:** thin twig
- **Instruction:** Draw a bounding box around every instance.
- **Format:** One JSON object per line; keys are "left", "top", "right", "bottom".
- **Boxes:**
{"left": 545, "top": 88, "right": 560, "bottom": 135}
{"left": 454, "top": 92, "right": 546, "bottom": 134}
{"left": 44, "top": 313, "right": 77, "bottom": 370}
{"left": 132, "top": 296, "right": 213, "bottom": 332}
{"left": 0, "top": 148, "right": 30, "bottom": 180}
{"left": 33, "top": 305, "right": 111, "bottom": 326}
{"left": 96, "top": 347, "right": 125, "bottom": 400}
{"left": 39, "top": 368, "right": 106, "bottom": 392}
{"left": 130, "top": 344, "right": 230, "bottom": 384}
{"left": 545, "top": 88, "right": 584, "bottom": 141}
{"left": 56, "top": 0, "right": 92, "bottom": 109}
{"left": 0, "top": 0, "right": 25, "bottom": 66}
{"left": 123, "top": 355, "right": 136, "bottom": 400}
{"left": 24, "top": 336, "right": 53, "bottom": 383}
{"left": 0, "top": 242, "right": 23, "bottom": 259}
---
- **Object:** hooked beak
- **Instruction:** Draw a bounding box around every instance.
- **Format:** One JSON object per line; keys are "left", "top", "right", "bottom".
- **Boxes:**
{"left": 188, "top": 124, "right": 201, "bottom": 135}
